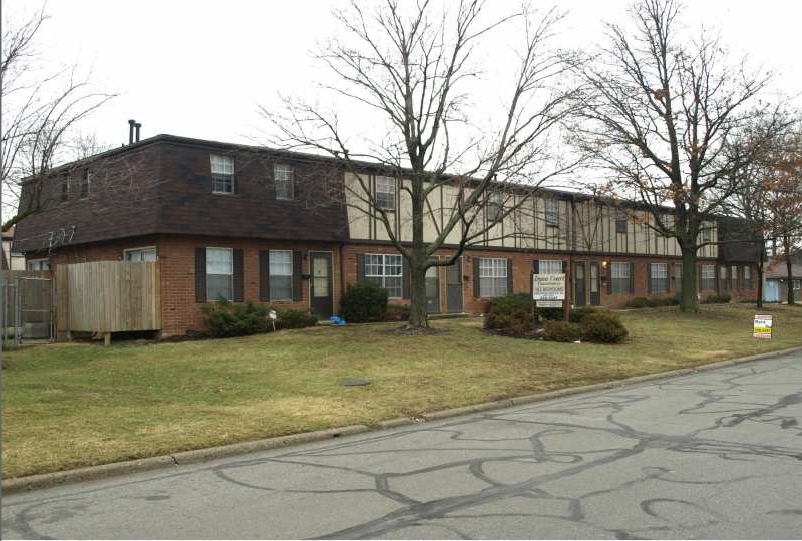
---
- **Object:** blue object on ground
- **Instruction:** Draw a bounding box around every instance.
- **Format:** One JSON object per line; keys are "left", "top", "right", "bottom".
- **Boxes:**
{"left": 329, "top": 315, "right": 347, "bottom": 326}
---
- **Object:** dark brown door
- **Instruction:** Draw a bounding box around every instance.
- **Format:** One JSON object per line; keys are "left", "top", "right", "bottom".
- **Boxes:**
{"left": 445, "top": 259, "right": 463, "bottom": 313}
{"left": 589, "top": 262, "right": 600, "bottom": 306}
{"left": 310, "top": 252, "right": 333, "bottom": 318}
{"left": 574, "top": 261, "right": 586, "bottom": 306}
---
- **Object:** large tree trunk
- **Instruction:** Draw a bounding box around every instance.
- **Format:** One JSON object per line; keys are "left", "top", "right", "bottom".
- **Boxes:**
{"left": 756, "top": 243, "right": 764, "bottom": 309}
{"left": 407, "top": 257, "right": 429, "bottom": 329}
{"left": 680, "top": 248, "right": 699, "bottom": 312}
{"left": 785, "top": 236, "right": 795, "bottom": 305}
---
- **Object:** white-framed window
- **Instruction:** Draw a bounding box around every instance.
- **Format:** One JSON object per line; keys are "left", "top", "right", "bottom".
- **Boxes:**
{"left": 650, "top": 262, "right": 669, "bottom": 294}
{"left": 365, "top": 253, "right": 403, "bottom": 297}
{"left": 210, "top": 154, "right": 234, "bottom": 194}
{"left": 538, "top": 259, "right": 563, "bottom": 274}
{"left": 700, "top": 225, "right": 712, "bottom": 243}
{"left": 60, "top": 175, "right": 70, "bottom": 202}
{"left": 124, "top": 247, "right": 157, "bottom": 262}
{"left": 674, "top": 262, "right": 683, "bottom": 294}
{"left": 793, "top": 279, "right": 801, "bottom": 291}
{"left": 375, "top": 176, "right": 396, "bottom": 211}
{"left": 80, "top": 170, "right": 91, "bottom": 199}
{"left": 479, "top": 257, "right": 508, "bottom": 298}
{"left": 269, "top": 250, "right": 293, "bottom": 300}
{"left": 743, "top": 265, "right": 752, "bottom": 289}
{"left": 545, "top": 199, "right": 559, "bottom": 227}
{"left": 731, "top": 265, "right": 738, "bottom": 289}
{"left": 274, "top": 164, "right": 294, "bottom": 200}
{"left": 615, "top": 210, "right": 627, "bottom": 234}
{"left": 610, "top": 261, "right": 632, "bottom": 294}
{"left": 206, "top": 247, "right": 233, "bottom": 301}
{"left": 27, "top": 259, "right": 50, "bottom": 271}
{"left": 487, "top": 192, "right": 503, "bottom": 223}
{"left": 701, "top": 264, "right": 716, "bottom": 291}
{"left": 719, "top": 265, "right": 728, "bottom": 289}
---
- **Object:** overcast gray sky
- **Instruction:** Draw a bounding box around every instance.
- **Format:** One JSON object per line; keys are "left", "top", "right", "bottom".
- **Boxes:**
{"left": 4, "top": 0, "right": 801, "bottom": 151}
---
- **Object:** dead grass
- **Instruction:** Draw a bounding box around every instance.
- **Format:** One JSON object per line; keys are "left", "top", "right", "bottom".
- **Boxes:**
{"left": 2, "top": 303, "right": 801, "bottom": 478}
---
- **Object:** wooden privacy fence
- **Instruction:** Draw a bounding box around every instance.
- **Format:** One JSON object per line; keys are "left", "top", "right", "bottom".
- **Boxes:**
{"left": 55, "top": 261, "right": 161, "bottom": 338}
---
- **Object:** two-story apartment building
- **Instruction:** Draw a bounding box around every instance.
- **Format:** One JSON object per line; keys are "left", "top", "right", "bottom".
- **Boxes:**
{"left": 12, "top": 134, "right": 759, "bottom": 336}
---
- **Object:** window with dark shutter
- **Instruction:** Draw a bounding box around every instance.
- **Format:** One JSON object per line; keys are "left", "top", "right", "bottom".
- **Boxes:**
{"left": 259, "top": 251, "right": 270, "bottom": 301}
{"left": 293, "top": 251, "right": 303, "bottom": 301}
{"left": 194, "top": 248, "right": 207, "bottom": 303}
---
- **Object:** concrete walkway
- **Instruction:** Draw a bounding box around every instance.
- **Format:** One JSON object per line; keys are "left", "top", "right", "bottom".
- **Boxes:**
{"left": 3, "top": 352, "right": 802, "bottom": 539}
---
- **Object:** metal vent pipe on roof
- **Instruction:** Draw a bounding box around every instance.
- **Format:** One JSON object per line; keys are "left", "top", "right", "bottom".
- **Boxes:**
{"left": 128, "top": 119, "right": 136, "bottom": 144}
{"left": 135, "top": 122, "right": 141, "bottom": 142}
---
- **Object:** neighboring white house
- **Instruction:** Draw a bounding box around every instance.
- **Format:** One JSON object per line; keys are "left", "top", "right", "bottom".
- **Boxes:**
{"left": 2, "top": 226, "right": 26, "bottom": 271}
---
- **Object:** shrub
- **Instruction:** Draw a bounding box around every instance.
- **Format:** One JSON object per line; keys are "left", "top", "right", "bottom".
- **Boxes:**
{"left": 484, "top": 293, "right": 535, "bottom": 336}
{"left": 703, "top": 293, "right": 732, "bottom": 304}
{"left": 340, "top": 281, "right": 389, "bottom": 323}
{"left": 201, "top": 299, "right": 270, "bottom": 337}
{"left": 625, "top": 297, "right": 651, "bottom": 308}
{"left": 625, "top": 296, "right": 678, "bottom": 308}
{"left": 535, "top": 307, "right": 564, "bottom": 322}
{"left": 543, "top": 320, "right": 583, "bottom": 342}
{"left": 580, "top": 311, "right": 629, "bottom": 343}
{"left": 276, "top": 309, "right": 318, "bottom": 329}
{"left": 569, "top": 306, "right": 601, "bottom": 323}
{"left": 384, "top": 304, "right": 411, "bottom": 321}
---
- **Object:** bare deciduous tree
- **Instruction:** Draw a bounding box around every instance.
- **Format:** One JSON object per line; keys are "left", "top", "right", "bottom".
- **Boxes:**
{"left": 570, "top": 0, "right": 786, "bottom": 312}
{"left": 1, "top": 4, "right": 116, "bottom": 228}
{"left": 263, "top": 0, "right": 582, "bottom": 329}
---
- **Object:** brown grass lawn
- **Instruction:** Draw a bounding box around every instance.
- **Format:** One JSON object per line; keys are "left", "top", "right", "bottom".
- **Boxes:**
{"left": 2, "top": 303, "right": 801, "bottom": 479}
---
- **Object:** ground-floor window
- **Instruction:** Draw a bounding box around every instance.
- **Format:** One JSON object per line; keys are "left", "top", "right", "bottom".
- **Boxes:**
{"left": 743, "top": 266, "right": 752, "bottom": 289}
{"left": 731, "top": 265, "right": 738, "bottom": 288}
{"left": 479, "top": 258, "right": 508, "bottom": 297}
{"left": 794, "top": 279, "right": 801, "bottom": 291}
{"left": 650, "top": 262, "right": 669, "bottom": 294}
{"left": 269, "top": 250, "right": 293, "bottom": 300}
{"left": 538, "top": 259, "right": 563, "bottom": 274}
{"left": 719, "top": 266, "right": 728, "bottom": 290}
{"left": 701, "top": 264, "right": 716, "bottom": 291}
{"left": 124, "top": 247, "right": 156, "bottom": 262}
{"left": 365, "top": 254, "right": 403, "bottom": 298}
{"left": 674, "top": 262, "right": 683, "bottom": 294}
{"left": 27, "top": 259, "right": 49, "bottom": 271}
{"left": 610, "top": 262, "right": 632, "bottom": 294}
{"left": 206, "top": 247, "right": 233, "bottom": 301}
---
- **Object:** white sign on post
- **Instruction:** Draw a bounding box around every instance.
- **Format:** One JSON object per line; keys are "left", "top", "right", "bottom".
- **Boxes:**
{"left": 753, "top": 314, "right": 773, "bottom": 339}
{"left": 533, "top": 273, "right": 566, "bottom": 304}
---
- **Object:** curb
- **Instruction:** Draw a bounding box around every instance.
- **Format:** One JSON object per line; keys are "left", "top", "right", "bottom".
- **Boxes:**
{"left": 3, "top": 344, "right": 801, "bottom": 495}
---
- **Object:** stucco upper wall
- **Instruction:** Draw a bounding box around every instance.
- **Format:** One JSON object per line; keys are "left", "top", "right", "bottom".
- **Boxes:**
{"left": 345, "top": 176, "right": 718, "bottom": 258}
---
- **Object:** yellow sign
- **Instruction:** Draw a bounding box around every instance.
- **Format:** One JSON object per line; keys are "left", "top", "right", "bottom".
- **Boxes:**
{"left": 753, "top": 314, "right": 773, "bottom": 339}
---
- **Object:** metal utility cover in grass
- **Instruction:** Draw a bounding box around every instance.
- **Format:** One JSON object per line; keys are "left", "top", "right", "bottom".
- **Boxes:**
{"left": 339, "top": 378, "right": 371, "bottom": 386}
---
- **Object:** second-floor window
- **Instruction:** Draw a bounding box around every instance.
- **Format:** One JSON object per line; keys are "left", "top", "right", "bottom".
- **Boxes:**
{"left": 701, "top": 264, "right": 716, "bottom": 291}
{"left": 487, "top": 192, "right": 503, "bottom": 223}
{"left": 210, "top": 154, "right": 234, "bottom": 194}
{"left": 274, "top": 164, "right": 294, "bottom": 200}
{"left": 60, "top": 175, "right": 70, "bottom": 202}
{"left": 545, "top": 199, "right": 559, "bottom": 227}
{"left": 610, "top": 262, "right": 632, "bottom": 294}
{"left": 375, "top": 176, "right": 396, "bottom": 211}
{"left": 615, "top": 210, "right": 627, "bottom": 234}
{"left": 650, "top": 262, "right": 669, "bottom": 294}
{"left": 700, "top": 225, "right": 712, "bottom": 243}
{"left": 80, "top": 170, "right": 90, "bottom": 199}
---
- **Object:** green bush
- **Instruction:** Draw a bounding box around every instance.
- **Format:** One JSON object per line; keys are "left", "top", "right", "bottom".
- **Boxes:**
{"left": 384, "top": 304, "right": 411, "bottom": 321}
{"left": 484, "top": 293, "right": 534, "bottom": 336}
{"left": 569, "top": 306, "right": 601, "bottom": 323}
{"left": 535, "top": 307, "right": 564, "bottom": 322}
{"left": 276, "top": 309, "right": 318, "bottom": 329}
{"left": 543, "top": 320, "right": 583, "bottom": 342}
{"left": 580, "top": 311, "right": 629, "bottom": 343}
{"left": 703, "top": 293, "right": 732, "bottom": 304}
{"left": 340, "top": 281, "right": 389, "bottom": 323}
{"left": 625, "top": 296, "right": 678, "bottom": 308}
{"left": 202, "top": 299, "right": 270, "bottom": 337}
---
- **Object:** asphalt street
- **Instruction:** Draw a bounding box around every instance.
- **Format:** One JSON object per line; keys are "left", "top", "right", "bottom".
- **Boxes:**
{"left": 3, "top": 351, "right": 802, "bottom": 539}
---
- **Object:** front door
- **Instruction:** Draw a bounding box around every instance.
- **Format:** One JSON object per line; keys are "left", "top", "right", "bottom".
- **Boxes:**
{"left": 426, "top": 265, "right": 440, "bottom": 313}
{"left": 445, "top": 259, "right": 463, "bottom": 313}
{"left": 309, "top": 252, "right": 333, "bottom": 318}
{"left": 574, "top": 261, "right": 586, "bottom": 306}
{"left": 589, "top": 262, "right": 600, "bottom": 306}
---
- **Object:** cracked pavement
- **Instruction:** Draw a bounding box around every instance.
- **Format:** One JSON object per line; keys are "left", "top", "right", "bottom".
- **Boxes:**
{"left": 3, "top": 351, "right": 802, "bottom": 539}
